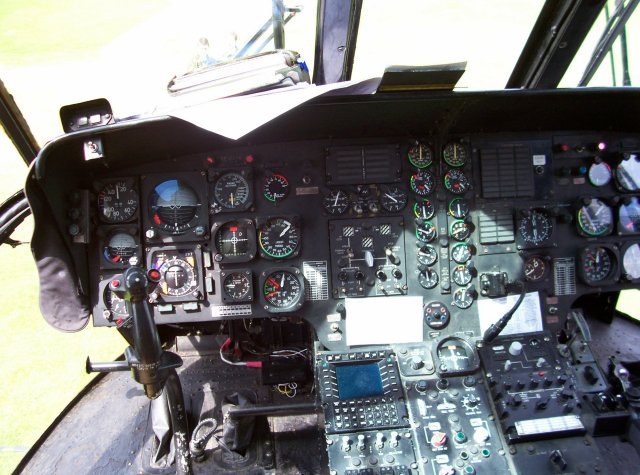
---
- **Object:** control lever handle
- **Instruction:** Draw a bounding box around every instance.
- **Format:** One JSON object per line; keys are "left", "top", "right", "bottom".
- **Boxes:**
{"left": 87, "top": 266, "right": 183, "bottom": 399}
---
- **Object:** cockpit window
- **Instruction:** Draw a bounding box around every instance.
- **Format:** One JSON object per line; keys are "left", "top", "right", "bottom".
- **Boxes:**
{"left": 560, "top": 0, "right": 638, "bottom": 87}
{"left": 352, "top": 0, "right": 546, "bottom": 89}
{"left": 0, "top": 0, "right": 317, "bottom": 144}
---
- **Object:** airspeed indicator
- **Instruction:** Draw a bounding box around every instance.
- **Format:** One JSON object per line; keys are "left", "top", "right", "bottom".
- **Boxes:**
{"left": 258, "top": 217, "right": 301, "bottom": 259}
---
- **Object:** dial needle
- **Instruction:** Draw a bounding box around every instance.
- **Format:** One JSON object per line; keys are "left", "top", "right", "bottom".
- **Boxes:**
{"left": 280, "top": 221, "right": 291, "bottom": 237}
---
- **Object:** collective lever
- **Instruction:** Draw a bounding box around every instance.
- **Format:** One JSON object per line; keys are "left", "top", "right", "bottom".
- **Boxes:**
{"left": 86, "top": 266, "right": 192, "bottom": 474}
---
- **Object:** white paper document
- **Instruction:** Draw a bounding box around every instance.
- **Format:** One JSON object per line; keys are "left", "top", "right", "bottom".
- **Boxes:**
{"left": 345, "top": 296, "right": 423, "bottom": 346}
{"left": 164, "top": 79, "right": 378, "bottom": 140}
{"left": 477, "top": 291, "right": 543, "bottom": 336}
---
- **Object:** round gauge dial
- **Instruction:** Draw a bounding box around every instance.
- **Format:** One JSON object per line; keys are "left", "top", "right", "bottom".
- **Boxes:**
{"left": 588, "top": 161, "right": 612, "bottom": 187}
{"left": 448, "top": 198, "right": 469, "bottom": 219}
{"left": 223, "top": 272, "right": 252, "bottom": 301}
{"left": 215, "top": 221, "right": 254, "bottom": 259}
{"left": 410, "top": 170, "right": 435, "bottom": 197}
{"left": 443, "top": 142, "right": 467, "bottom": 167}
{"left": 150, "top": 179, "right": 201, "bottom": 235}
{"left": 619, "top": 197, "right": 640, "bottom": 234}
{"left": 424, "top": 301, "right": 450, "bottom": 330}
{"left": 416, "top": 220, "right": 436, "bottom": 242}
{"left": 577, "top": 199, "right": 613, "bottom": 236}
{"left": 452, "top": 265, "right": 472, "bottom": 286}
{"left": 453, "top": 287, "right": 474, "bottom": 309}
{"left": 262, "top": 270, "right": 303, "bottom": 309}
{"left": 380, "top": 184, "right": 408, "bottom": 212}
{"left": 417, "top": 244, "right": 438, "bottom": 266}
{"left": 263, "top": 174, "right": 290, "bottom": 202}
{"left": 623, "top": 244, "right": 640, "bottom": 280}
{"left": 444, "top": 169, "right": 470, "bottom": 195}
{"left": 104, "top": 288, "right": 129, "bottom": 320}
{"left": 450, "top": 220, "right": 471, "bottom": 241}
{"left": 452, "top": 243, "right": 472, "bottom": 263}
{"left": 524, "top": 256, "right": 547, "bottom": 282}
{"left": 152, "top": 255, "right": 198, "bottom": 297}
{"left": 437, "top": 337, "right": 475, "bottom": 373}
{"left": 98, "top": 180, "right": 138, "bottom": 223}
{"left": 413, "top": 200, "right": 435, "bottom": 220}
{"left": 419, "top": 268, "right": 439, "bottom": 289}
{"left": 407, "top": 142, "right": 433, "bottom": 168}
{"left": 103, "top": 231, "right": 138, "bottom": 266}
{"left": 214, "top": 172, "right": 251, "bottom": 209}
{"left": 616, "top": 154, "right": 640, "bottom": 192}
{"left": 580, "top": 246, "right": 615, "bottom": 284}
{"left": 518, "top": 209, "right": 553, "bottom": 245}
{"left": 258, "top": 217, "right": 300, "bottom": 259}
{"left": 323, "top": 190, "right": 349, "bottom": 215}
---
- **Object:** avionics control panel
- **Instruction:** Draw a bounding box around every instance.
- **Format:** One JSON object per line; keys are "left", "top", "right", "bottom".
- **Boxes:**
{"left": 31, "top": 89, "right": 640, "bottom": 475}
{"left": 73, "top": 132, "right": 640, "bottom": 354}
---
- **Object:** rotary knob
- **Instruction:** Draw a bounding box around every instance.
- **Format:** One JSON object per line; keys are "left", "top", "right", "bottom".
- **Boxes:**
{"left": 508, "top": 341, "right": 523, "bottom": 356}
{"left": 410, "top": 356, "right": 424, "bottom": 370}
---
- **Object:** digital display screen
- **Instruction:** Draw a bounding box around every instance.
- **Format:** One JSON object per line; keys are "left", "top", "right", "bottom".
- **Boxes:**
{"left": 335, "top": 362, "right": 384, "bottom": 400}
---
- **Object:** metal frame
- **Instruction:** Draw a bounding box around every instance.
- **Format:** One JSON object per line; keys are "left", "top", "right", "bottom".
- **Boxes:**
{"left": 506, "top": 0, "right": 606, "bottom": 89}
{"left": 312, "top": 0, "right": 363, "bottom": 85}
{"left": 579, "top": 0, "right": 638, "bottom": 86}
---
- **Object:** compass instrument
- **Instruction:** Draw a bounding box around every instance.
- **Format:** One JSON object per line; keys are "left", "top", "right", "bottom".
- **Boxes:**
{"left": 518, "top": 209, "right": 553, "bottom": 245}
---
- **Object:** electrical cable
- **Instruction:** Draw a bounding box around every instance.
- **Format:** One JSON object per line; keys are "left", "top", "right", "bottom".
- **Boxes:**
{"left": 482, "top": 280, "right": 526, "bottom": 343}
